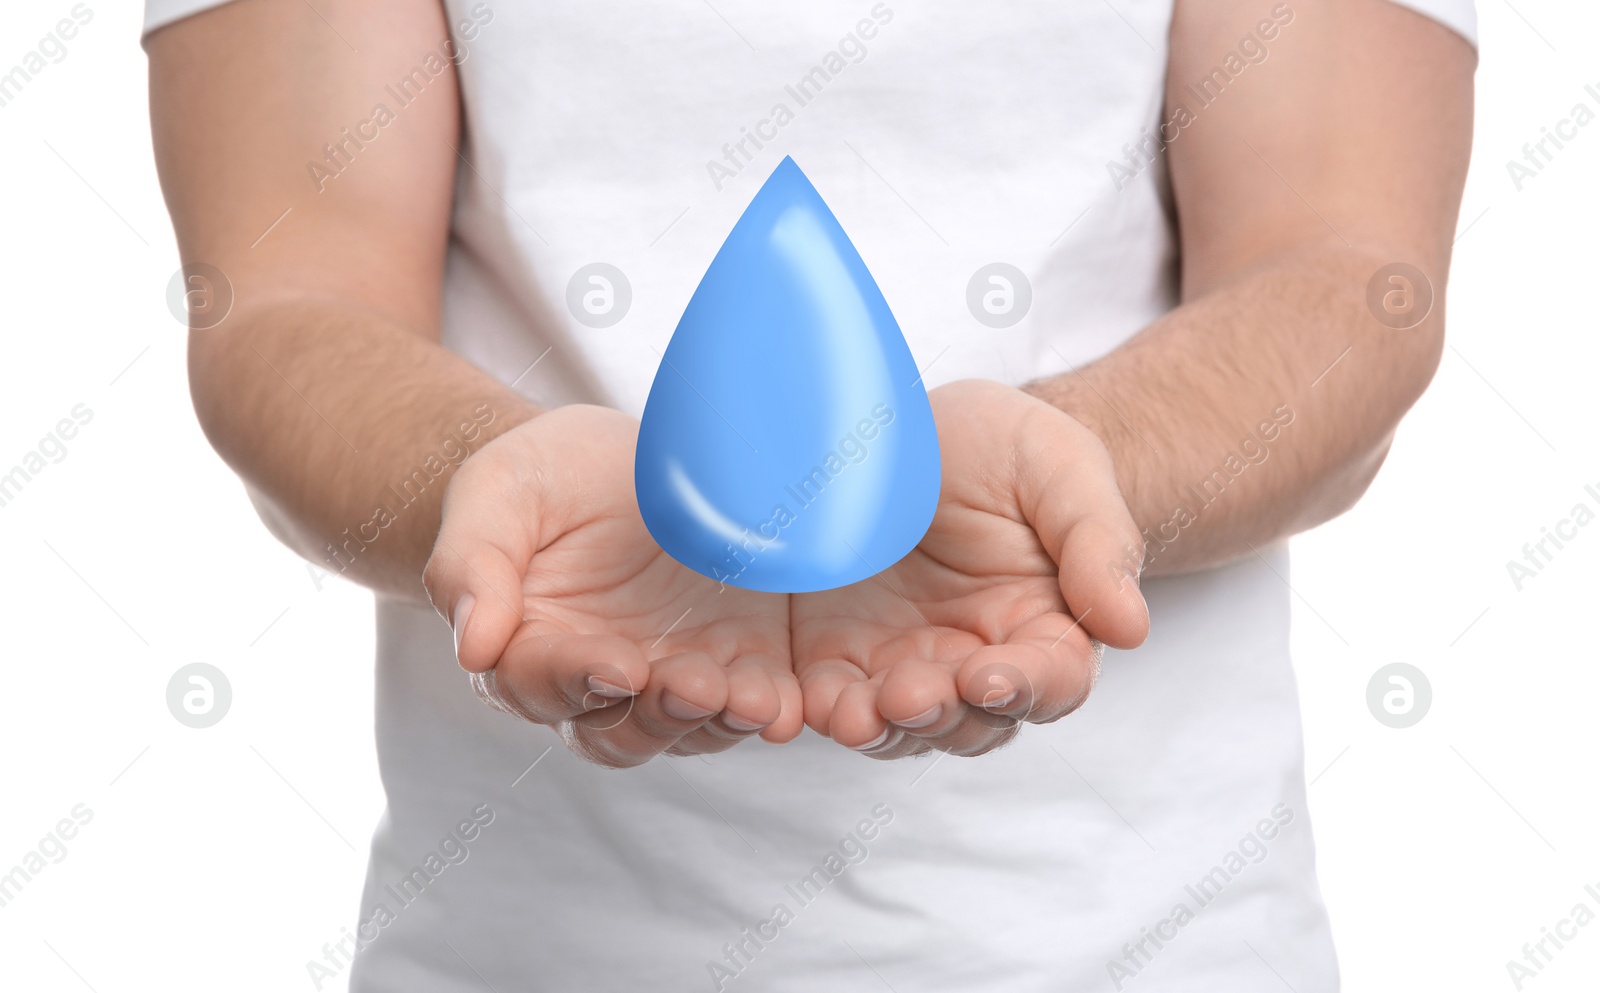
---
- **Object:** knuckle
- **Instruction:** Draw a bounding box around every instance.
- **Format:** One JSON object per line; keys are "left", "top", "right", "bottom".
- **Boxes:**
{"left": 419, "top": 555, "right": 446, "bottom": 603}
{"left": 563, "top": 725, "right": 643, "bottom": 769}
{"left": 667, "top": 735, "right": 740, "bottom": 757}
{"left": 471, "top": 670, "right": 546, "bottom": 725}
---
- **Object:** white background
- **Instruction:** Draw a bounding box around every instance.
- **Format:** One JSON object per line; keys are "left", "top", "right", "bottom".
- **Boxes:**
{"left": 0, "top": 2, "right": 1596, "bottom": 991}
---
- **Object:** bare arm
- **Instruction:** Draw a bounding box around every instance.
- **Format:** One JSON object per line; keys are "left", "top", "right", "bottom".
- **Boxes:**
{"left": 148, "top": 0, "right": 537, "bottom": 602}
{"left": 149, "top": 0, "right": 803, "bottom": 759}
{"left": 1024, "top": 0, "right": 1474, "bottom": 575}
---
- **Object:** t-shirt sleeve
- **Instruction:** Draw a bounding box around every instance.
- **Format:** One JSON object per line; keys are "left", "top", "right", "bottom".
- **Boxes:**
{"left": 143, "top": 0, "right": 236, "bottom": 40}
{"left": 1383, "top": 0, "right": 1477, "bottom": 47}
{"left": 146, "top": 0, "right": 1479, "bottom": 49}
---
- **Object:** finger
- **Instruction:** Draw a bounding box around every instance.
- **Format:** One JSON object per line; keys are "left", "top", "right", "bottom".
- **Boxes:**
{"left": 956, "top": 640, "right": 1094, "bottom": 724}
{"left": 828, "top": 678, "right": 893, "bottom": 752}
{"left": 867, "top": 729, "right": 933, "bottom": 761}
{"left": 761, "top": 661, "right": 806, "bottom": 745}
{"left": 1056, "top": 516, "right": 1149, "bottom": 650}
{"left": 488, "top": 632, "right": 649, "bottom": 724}
{"left": 565, "top": 651, "right": 728, "bottom": 768}
{"left": 1020, "top": 425, "right": 1150, "bottom": 650}
{"left": 665, "top": 721, "right": 750, "bottom": 757}
{"left": 911, "top": 714, "right": 1020, "bottom": 758}
{"left": 720, "top": 652, "right": 784, "bottom": 733}
{"left": 422, "top": 523, "right": 529, "bottom": 675}
{"left": 670, "top": 654, "right": 784, "bottom": 756}
{"left": 876, "top": 658, "right": 963, "bottom": 735}
{"left": 798, "top": 658, "right": 867, "bottom": 737}
{"left": 830, "top": 680, "right": 929, "bottom": 760}
{"left": 722, "top": 650, "right": 806, "bottom": 745}
{"left": 878, "top": 659, "right": 1018, "bottom": 757}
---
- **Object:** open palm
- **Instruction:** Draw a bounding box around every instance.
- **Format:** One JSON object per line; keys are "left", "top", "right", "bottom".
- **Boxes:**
{"left": 791, "top": 380, "right": 1150, "bottom": 758}
{"left": 425, "top": 404, "right": 801, "bottom": 767}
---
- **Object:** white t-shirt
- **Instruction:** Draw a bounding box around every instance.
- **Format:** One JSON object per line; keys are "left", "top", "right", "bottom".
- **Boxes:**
{"left": 146, "top": 2, "right": 1475, "bottom": 990}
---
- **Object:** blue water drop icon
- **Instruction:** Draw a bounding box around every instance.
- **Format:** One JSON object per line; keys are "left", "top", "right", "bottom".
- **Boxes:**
{"left": 635, "top": 156, "right": 941, "bottom": 594}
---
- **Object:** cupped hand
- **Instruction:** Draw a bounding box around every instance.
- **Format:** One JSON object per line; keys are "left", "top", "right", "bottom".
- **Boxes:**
{"left": 422, "top": 404, "right": 803, "bottom": 768}
{"left": 790, "top": 379, "right": 1150, "bottom": 759}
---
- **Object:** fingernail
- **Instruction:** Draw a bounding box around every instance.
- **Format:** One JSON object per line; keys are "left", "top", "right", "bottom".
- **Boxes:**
{"left": 983, "top": 689, "right": 1019, "bottom": 710}
{"left": 586, "top": 675, "right": 637, "bottom": 699}
{"left": 451, "top": 594, "right": 475, "bottom": 660}
{"left": 661, "top": 692, "right": 717, "bottom": 722}
{"left": 852, "top": 728, "right": 890, "bottom": 751}
{"left": 896, "top": 704, "right": 943, "bottom": 729}
{"left": 722, "top": 713, "right": 769, "bottom": 733}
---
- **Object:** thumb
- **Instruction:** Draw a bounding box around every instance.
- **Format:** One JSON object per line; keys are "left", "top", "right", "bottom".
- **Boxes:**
{"left": 422, "top": 507, "right": 528, "bottom": 674}
{"left": 1018, "top": 412, "right": 1150, "bottom": 650}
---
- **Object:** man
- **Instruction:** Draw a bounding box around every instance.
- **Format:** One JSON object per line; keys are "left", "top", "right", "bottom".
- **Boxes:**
{"left": 145, "top": 0, "right": 1474, "bottom": 989}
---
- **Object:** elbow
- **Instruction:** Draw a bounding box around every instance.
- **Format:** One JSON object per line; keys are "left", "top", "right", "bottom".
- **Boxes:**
{"left": 185, "top": 329, "right": 321, "bottom": 561}
{"left": 1299, "top": 256, "right": 1449, "bottom": 528}
{"left": 1364, "top": 244, "right": 1452, "bottom": 406}
{"left": 187, "top": 327, "right": 235, "bottom": 462}
{"left": 242, "top": 480, "right": 309, "bottom": 554}
{"left": 1299, "top": 433, "right": 1397, "bottom": 531}
{"left": 1399, "top": 306, "right": 1448, "bottom": 413}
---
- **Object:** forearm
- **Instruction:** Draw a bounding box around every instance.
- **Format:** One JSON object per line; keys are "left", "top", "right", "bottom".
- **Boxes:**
{"left": 191, "top": 298, "right": 538, "bottom": 601}
{"left": 1024, "top": 244, "right": 1442, "bottom": 576}
{"left": 146, "top": 0, "right": 502, "bottom": 601}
